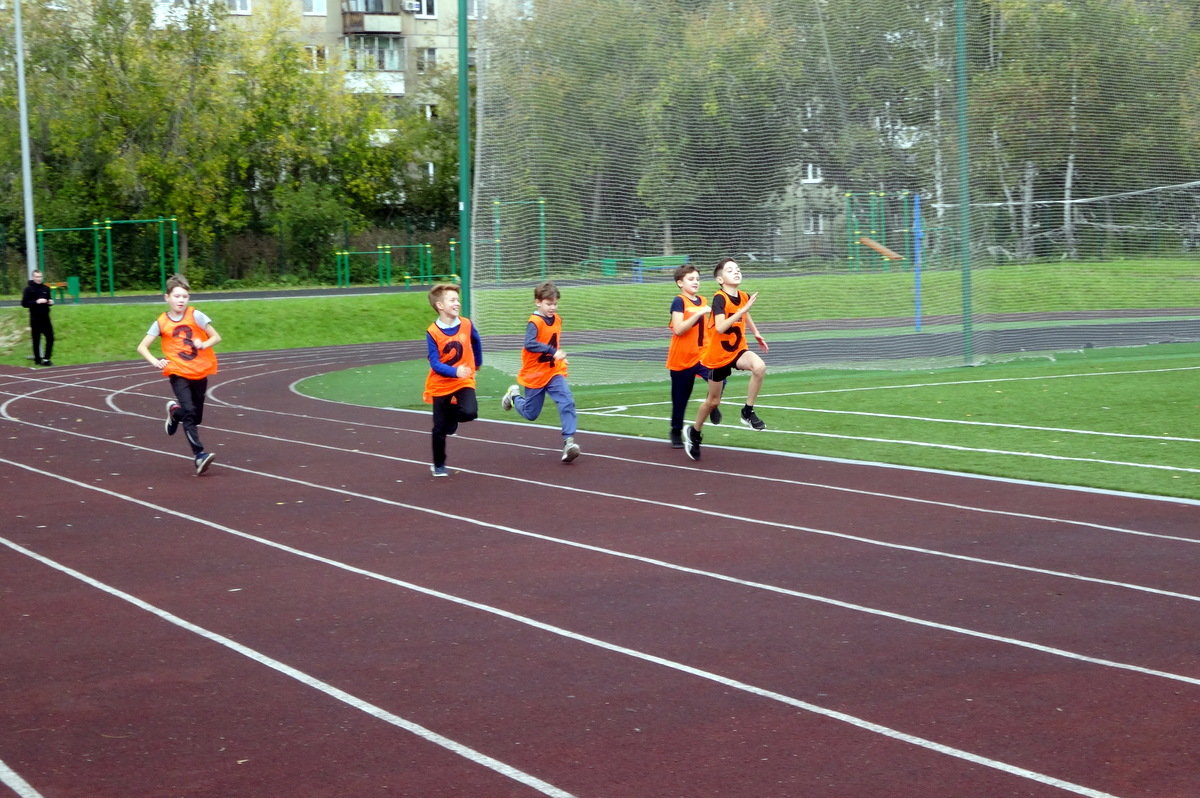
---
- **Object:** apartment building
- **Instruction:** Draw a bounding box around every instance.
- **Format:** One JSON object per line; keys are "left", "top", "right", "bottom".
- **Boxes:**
{"left": 207, "top": 0, "right": 484, "bottom": 103}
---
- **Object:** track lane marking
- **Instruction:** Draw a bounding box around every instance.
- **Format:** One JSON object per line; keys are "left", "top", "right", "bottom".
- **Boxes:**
{"left": 0, "top": 470, "right": 1123, "bottom": 798}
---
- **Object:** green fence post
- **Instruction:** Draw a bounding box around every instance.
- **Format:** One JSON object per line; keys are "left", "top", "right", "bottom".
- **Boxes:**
{"left": 104, "top": 219, "right": 115, "bottom": 296}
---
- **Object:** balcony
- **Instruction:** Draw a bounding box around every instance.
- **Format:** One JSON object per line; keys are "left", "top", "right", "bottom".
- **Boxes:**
{"left": 345, "top": 70, "right": 406, "bottom": 96}
{"left": 343, "top": 0, "right": 404, "bottom": 34}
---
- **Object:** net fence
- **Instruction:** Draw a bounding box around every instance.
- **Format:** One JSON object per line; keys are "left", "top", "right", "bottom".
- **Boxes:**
{"left": 470, "top": 0, "right": 1200, "bottom": 383}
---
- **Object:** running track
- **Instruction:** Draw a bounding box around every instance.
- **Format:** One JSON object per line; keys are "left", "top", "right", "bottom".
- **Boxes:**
{"left": 3, "top": 343, "right": 1199, "bottom": 798}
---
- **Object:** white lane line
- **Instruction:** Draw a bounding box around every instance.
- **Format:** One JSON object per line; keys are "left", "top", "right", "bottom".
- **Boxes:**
{"left": 0, "top": 759, "right": 43, "bottom": 798}
{"left": 5, "top": 454, "right": 1199, "bottom": 686}
{"left": 748, "top": 405, "right": 1200, "bottom": 443}
{"left": 578, "top": 410, "right": 1200, "bottom": 474}
{"left": 0, "top": 481, "right": 1122, "bottom": 798}
{"left": 0, "top": 536, "right": 576, "bottom": 798}
{"left": 5, "top": 387, "right": 1199, "bottom": 606}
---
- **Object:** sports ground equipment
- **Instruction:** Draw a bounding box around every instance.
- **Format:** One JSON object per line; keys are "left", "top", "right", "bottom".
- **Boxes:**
{"left": 470, "top": 0, "right": 1200, "bottom": 384}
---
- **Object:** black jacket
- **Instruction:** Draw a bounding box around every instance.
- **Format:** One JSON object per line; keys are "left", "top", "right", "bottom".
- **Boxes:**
{"left": 21, "top": 280, "right": 53, "bottom": 321}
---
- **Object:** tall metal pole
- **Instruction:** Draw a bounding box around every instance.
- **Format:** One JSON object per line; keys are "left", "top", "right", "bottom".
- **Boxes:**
{"left": 456, "top": 0, "right": 472, "bottom": 315}
{"left": 955, "top": 0, "right": 974, "bottom": 363}
{"left": 14, "top": 0, "right": 38, "bottom": 277}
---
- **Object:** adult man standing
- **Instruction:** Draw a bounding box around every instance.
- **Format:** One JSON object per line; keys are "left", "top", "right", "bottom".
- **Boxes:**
{"left": 21, "top": 269, "right": 54, "bottom": 366}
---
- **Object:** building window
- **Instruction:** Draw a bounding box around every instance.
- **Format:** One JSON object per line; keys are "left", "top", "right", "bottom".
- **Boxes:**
{"left": 227, "top": 0, "right": 250, "bottom": 13}
{"left": 416, "top": 47, "right": 436, "bottom": 74}
{"left": 804, "top": 211, "right": 827, "bottom": 235}
{"left": 346, "top": 36, "right": 405, "bottom": 72}
{"left": 423, "top": 104, "right": 438, "bottom": 120}
{"left": 801, "top": 163, "right": 823, "bottom": 184}
{"left": 468, "top": 0, "right": 482, "bottom": 18}
{"left": 415, "top": 0, "right": 434, "bottom": 16}
{"left": 302, "top": 0, "right": 326, "bottom": 14}
{"left": 467, "top": 48, "right": 477, "bottom": 68}
{"left": 303, "top": 45, "right": 327, "bottom": 71}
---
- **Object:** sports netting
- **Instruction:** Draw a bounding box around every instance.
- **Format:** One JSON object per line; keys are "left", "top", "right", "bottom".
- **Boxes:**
{"left": 470, "top": 0, "right": 1200, "bottom": 384}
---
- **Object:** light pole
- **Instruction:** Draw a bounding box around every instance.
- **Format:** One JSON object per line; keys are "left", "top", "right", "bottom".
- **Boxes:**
{"left": 456, "top": 0, "right": 472, "bottom": 314}
{"left": 14, "top": 0, "right": 38, "bottom": 278}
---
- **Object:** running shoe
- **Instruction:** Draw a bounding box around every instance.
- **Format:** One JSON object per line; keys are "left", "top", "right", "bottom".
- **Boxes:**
{"left": 430, "top": 465, "right": 450, "bottom": 477}
{"left": 710, "top": 405, "right": 722, "bottom": 425}
{"left": 684, "top": 425, "right": 701, "bottom": 461}
{"left": 561, "top": 436, "right": 581, "bottom": 463}
{"left": 165, "top": 401, "right": 181, "bottom": 436}
{"left": 501, "top": 384, "right": 520, "bottom": 411}
{"left": 670, "top": 429, "right": 684, "bottom": 449}
{"left": 195, "top": 452, "right": 216, "bottom": 475}
{"left": 740, "top": 406, "right": 766, "bottom": 431}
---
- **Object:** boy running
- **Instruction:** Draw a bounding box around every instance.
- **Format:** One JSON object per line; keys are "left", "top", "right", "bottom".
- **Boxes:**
{"left": 424, "top": 283, "right": 482, "bottom": 477}
{"left": 666, "top": 263, "right": 723, "bottom": 448}
{"left": 501, "top": 281, "right": 581, "bottom": 463}
{"left": 136, "top": 273, "right": 221, "bottom": 475}
{"left": 684, "top": 257, "right": 768, "bottom": 460}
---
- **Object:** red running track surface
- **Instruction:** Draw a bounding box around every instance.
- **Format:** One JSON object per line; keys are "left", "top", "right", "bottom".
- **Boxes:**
{"left": 2, "top": 344, "right": 1199, "bottom": 798}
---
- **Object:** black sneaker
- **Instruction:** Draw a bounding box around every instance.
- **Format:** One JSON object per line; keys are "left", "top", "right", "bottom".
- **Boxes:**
{"left": 740, "top": 406, "right": 766, "bottom": 431}
{"left": 670, "top": 429, "right": 684, "bottom": 449}
{"left": 684, "top": 425, "right": 701, "bottom": 460}
{"left": 195, "top": 452, "right": 216, "bottom": 475}
{"left": 710, "top": 405, "right": 723, "bottom": 425}
{"left": 165, "top": 401, "right": 181, "bottom": 436}
{"left": 41, "top": 360, "right": 53, "bottom": 367}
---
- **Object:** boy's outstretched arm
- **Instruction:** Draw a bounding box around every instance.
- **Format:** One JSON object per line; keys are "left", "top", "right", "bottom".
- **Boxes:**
{"left": 197, "top": 324, "right": 221, "bottom": 350}
{"left": 136, "top": 334, "right": 164, "bottom": 369}
{"left": 746, "top": 313, "right": 768, "bottom": 352}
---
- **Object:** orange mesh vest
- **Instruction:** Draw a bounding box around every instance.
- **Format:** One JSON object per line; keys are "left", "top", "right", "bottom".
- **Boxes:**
{"left": 518, "top": 313, "right": 567, "bottom": 389}
{"left": 666, "top": 293, "right": 708, "bottom": 370}
{"left": 423, "top": 317, "right": 477, "bottom": 403}
{"left": 700, "top": 290, "right": 748, "bottom": 370}
{"left": 158, "top": 307, "right": 218, "bottom": 379}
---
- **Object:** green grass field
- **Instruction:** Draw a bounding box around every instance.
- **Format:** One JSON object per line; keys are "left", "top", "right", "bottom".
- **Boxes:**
{"left": 298, "top": 342, "right": 1200, "bottom": 502}
{"left": 3, "top": 265, "right": 1196, "bottom": 501}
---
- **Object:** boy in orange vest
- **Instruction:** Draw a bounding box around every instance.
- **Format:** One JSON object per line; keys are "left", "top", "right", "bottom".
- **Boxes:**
{"left": 684, "top": 257, "right": 768, "bottom": 460}
{"left": 136, "top": 273, "right": 222, "bottom": 475}
{"left": 500, "top": 281, "right": 581, "bottom": 463}
{"left": 423, "top": 283, "right": 482, "bottom": 477}
{"left": 666, "top": 263, "right": 724, "bottom": 448}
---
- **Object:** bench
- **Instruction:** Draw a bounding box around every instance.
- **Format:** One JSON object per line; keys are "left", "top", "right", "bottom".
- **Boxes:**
{"left": 632, "top": 254, "right": 690, "bottom": 283}
{"left": 47, "top": 277, "right": 81, "bottom": 303}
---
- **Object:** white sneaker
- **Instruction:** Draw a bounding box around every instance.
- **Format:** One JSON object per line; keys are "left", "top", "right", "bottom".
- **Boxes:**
{"left": 501, "top": 384, "right": 520, "bottom": 411}
{"left": 561, "top": 436, "right": 581, "bottom": 463}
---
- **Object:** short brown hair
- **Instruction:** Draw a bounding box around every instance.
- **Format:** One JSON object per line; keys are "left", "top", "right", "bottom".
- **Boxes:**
{"left": 534, "top": 281, "right": 560, "bottom": 302}
{"left": 713, "top": 257, "right": 737, "bottom": 279}
{"left": 673, "top": 264, "right": 698, "bottom": 283}
{"left": 165, "top": 273, "right": 190, "bottom": 294}
{"left": 428, "top": 282, "right": 460, "bottom": 309}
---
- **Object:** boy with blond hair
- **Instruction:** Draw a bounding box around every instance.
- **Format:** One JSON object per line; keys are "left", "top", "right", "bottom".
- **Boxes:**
{"left": 501, "top": 281, "right": 581, "bottom": 463}
{"left": 136, "top": 273, "right": 222, "bottom": 475}
{"left": 424, "top": 282, "right": 482, "bottom": 477}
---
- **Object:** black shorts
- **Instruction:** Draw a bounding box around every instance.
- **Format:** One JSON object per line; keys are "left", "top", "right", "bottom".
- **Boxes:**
{"left": 708, "top": 350, "right": 747, "bottom": 382}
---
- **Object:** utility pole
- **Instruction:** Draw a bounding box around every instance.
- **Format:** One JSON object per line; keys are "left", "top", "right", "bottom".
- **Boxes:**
{"left": 14, "top": 0, "right": 38, "bottom": 277}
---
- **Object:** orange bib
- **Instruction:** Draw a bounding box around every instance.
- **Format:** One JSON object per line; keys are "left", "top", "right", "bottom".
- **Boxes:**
{"left": 158, "top": 307, "right": 218, "bottom": 379}
{"left": 423, "top": 318, "right": 477, "bottom": 402}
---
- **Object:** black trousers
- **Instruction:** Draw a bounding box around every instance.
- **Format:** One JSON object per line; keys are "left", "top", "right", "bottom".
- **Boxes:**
{"left": 169, "top": 374, "right": 209, "bottom": 456}
{"left": 431, "top": 387, "right": 478, "bottom": 468}
{"left": 30, "top": 315, "right": 54, "bottom": 363}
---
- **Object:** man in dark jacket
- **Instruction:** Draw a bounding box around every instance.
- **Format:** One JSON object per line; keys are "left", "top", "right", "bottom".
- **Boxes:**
{"left": 21, "top": 270, "right": 55, "bottom": 366}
